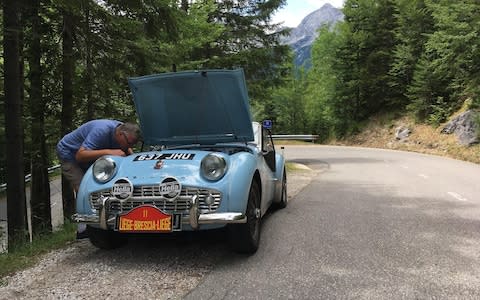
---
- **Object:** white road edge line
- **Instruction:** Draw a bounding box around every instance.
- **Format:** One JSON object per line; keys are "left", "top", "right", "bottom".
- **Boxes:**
{"left": 448, "top": 192, "right": 468, "bottom": 202}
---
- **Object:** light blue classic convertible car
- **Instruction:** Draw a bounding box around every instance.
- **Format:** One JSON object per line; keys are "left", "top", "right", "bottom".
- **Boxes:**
{"left": 73, "top": 69, "right": 287, "bottom": 253}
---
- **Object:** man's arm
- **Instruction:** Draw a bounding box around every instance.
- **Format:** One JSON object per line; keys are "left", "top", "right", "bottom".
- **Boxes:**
{"left": 75, "top": 146, "right": 126, "bottom": 163}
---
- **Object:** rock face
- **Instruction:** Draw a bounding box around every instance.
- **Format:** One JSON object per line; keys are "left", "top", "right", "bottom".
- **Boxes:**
{"left": 441, "top": 110, "right": 479, "bottom": 146}
{"left": 395, "top": 126, "right": 411, "bottom": 141}
{"left": 283, "top": 4, "right": 344, "bottom": 68}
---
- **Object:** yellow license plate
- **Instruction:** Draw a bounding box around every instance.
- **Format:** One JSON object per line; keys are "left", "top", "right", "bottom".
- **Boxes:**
{"left": 117, "top": 205, "right": 172, "bottom": 233}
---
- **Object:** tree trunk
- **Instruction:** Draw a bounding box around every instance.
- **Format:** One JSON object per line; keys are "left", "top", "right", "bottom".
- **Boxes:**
{"left": 181, "top": 0, "right": 189, "bottom": 12}
{"left": 61, "top": 8, "right": 75, "bottom": 219}
{"left": 28, "top": 0, "right": 52, "bottom": 234}
{"left": 84, "top": 2, "right": 94, "bottom": 120}
{"left": 3, "top": 0, "right": 28, "bottom": 249}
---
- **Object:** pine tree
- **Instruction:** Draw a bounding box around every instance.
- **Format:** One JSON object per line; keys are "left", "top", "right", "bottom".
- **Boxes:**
{"left": 389, "top": 0, "right": 433, "bottom": 107}
{"left": 407, "top": 0, "right": 480, "bottom": 122}
{"left": 306, "top": 25, "right": 339, "bottom": 140}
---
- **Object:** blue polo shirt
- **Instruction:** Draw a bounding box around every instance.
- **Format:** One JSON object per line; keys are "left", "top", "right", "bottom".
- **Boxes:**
{"left": 56, "top": 119, "right": 122, "bottom": 164}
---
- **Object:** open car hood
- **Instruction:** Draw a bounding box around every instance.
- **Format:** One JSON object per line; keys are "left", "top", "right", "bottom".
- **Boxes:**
{"left": 128, "top": 69, "right": 254, "bottom": 146}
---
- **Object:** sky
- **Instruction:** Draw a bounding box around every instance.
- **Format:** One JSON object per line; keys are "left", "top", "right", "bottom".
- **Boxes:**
{"left": 272, "top": 0, "right": 345, "bottom": 28}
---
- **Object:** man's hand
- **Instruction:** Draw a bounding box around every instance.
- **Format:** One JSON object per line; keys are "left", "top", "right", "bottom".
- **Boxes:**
{"left": 76, "top": 147, "right": 127, "bottom": 163}
{"left": 110, "top": 149, "right": 127, "bottom": 157}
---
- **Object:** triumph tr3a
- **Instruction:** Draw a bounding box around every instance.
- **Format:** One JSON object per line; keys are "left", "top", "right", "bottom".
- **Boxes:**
{"left": 73, "top": 69, "right": 287, "bottom": 253}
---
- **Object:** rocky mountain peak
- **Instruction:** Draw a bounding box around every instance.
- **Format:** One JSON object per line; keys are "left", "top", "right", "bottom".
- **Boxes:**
{"left": 284, "top": 3, "right": 344, "bottom": 67}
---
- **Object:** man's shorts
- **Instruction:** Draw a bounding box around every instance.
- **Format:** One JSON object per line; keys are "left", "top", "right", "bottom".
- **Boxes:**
{"left": 60, "top": 160, "right": 85, "bottom": 191}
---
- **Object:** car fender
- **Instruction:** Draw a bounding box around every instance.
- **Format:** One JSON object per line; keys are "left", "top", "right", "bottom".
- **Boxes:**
{"left": 76, "top": 169, "right": 93, "bottom": 214}
{"left": 76, "top": 155, "right": 125, "bottom": 214}
{"left": 225, "top": 151, "right": 257, "bottom": 213}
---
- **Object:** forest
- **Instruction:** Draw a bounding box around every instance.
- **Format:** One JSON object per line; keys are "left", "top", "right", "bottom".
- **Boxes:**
{"left": 1, "top": 0, "right": 479, "bottom": 247}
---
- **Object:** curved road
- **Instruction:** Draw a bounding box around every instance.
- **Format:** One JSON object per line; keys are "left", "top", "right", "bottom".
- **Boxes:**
{"left": 185, "top": 145, "right": 480, "bottom": 299}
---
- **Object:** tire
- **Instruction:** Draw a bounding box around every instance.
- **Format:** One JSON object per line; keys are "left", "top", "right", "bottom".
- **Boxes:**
{"left": 228, "top": 180, "right": 261, "bottom": 254}
{"left": 87, "top": 225, "right": 127, "bottom": 250}
{"left": 274, "top": 168, "right": 288, "bottom": 209}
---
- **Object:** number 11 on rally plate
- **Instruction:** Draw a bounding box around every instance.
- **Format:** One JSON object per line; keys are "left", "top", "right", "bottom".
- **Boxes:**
{"left": 117, "top": 205, "right": 173, "bottom": 233}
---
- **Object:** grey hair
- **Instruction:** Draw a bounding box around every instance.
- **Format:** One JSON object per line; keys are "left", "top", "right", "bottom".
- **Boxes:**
{"left": 118, "top": 122, "right": 142, "bottom": 140}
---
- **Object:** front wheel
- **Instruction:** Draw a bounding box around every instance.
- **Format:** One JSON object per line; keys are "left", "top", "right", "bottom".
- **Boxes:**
{"left": 87, "top": 225, "right": 127, "bottom": 250}
{"left": 228, "top": 180, "right": 261, "bottom": 254}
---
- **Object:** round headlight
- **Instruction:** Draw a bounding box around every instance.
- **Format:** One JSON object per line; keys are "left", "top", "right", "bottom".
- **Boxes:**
{"left": 92, "top": 157, "right": 117, "bottom": 183}
{"left": 201, "top": 153, "right": 227, "bottom": 181}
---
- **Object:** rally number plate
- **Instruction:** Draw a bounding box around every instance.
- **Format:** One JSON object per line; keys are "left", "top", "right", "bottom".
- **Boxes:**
{"left": 116, "top": 205, "right": 181, "bottom": 233}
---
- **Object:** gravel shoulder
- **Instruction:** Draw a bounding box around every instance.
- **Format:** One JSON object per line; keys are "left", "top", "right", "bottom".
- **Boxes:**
{"left": 0, "top": 164, "right": 315, "bottom": 300}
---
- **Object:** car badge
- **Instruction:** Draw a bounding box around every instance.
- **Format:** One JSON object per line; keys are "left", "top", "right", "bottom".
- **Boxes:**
{"left": 112, "top": 178, "right": 133, "bottom": 201}
{"left": 154, "top": 160, "right": 164, "bottom": 169}
{"left": 159, "top": 177, "right": 182, "bottom": 201}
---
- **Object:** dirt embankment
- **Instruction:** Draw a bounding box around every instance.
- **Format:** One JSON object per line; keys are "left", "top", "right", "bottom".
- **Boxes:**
{"left": 333, "top": 115, "right": 480, "bottom": 165}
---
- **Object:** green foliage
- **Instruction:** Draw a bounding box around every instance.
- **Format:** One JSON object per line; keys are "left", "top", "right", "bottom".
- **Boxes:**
{"left": 342, "top": 0, "right": 397, "bottom": 115}
{"left": 204, "top": 1, "right": 290, "bottom": 92}
{"left": 294, "top": 0, "right": 398, "bottom": 139}
{"left": 404, "top": 0, "right": 480, "bottom": 122}
{"left": 471, "top": 98, "right": 480, "bottom": 110}
{"left": 174, "top": 0, "right": 224, "bottom": 69}
{"left": 389, "top": 0, "right": 433, "bottom": 107}
{"left": 305, "top": 26, "right": 339, "bottom": 140}
{"left": 428, "top": 97, "right": 450, "bottom": 126}
{"left": 406, "top": 53, "right": 445, "bottom": 121}
{"left": 271, "top": 71, "right": 308, "bottom": 134}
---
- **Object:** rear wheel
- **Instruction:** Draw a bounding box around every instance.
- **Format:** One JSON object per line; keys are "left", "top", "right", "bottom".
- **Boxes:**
{"left": 275, "top": 168, "right": 288, "bottom": 209}
{"left": 87, "top": 225, "right": 127, "bottom": 250}
{"left": 228, "top": 180, "right": 261, "bottom": 254}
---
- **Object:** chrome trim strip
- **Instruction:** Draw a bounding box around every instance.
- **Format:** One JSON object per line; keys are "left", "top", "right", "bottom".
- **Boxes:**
{"left": 90, "top": 186, "right": 222, "bottom": 214}
{"left": 99, "top": 196, "right": 110, "bottom": 230}
{"left": 72, "top": 214, "right": 99, "bottom": 223}
{"left": 73, "top": 212, "right": 247, "bottom": 225}
{"left": 196, "top": 213, "right": 246, "bottom": 224}
{"left": 189, "top": 195, "right": 199, "bottom": 229}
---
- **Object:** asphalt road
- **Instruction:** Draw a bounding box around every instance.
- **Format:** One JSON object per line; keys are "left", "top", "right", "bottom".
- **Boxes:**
{"left": 184, "top": 145, "right": 480, "bottom": 299}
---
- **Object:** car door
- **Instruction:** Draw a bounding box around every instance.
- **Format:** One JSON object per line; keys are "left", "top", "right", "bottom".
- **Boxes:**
{"left": 262, "top": 127, "right": 276, "bottom": 172}
{"left": 258, "top": 126, "right": 276, "bottom": 209}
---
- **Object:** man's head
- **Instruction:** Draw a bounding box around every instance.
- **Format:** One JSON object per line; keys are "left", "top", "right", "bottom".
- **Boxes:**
{"left": 116, "top": 122, "right": 141, "bottom": 150}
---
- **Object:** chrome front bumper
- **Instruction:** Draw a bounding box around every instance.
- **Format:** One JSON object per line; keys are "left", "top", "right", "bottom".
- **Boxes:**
{"left": 73, "top": 195, "right": 246, "bottom": 230}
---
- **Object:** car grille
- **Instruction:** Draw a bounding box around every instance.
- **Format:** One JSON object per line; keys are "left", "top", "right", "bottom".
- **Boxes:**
{"left": 89, "top": 185, "right": 222, "bottom": 214}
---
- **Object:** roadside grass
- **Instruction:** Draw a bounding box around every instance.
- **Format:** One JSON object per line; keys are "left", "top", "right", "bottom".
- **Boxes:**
{"left": 0, "top": 222, "right": 76, "bottom": 281}
{"left": 286, "top": 162, "right": 300, "bottom": 172}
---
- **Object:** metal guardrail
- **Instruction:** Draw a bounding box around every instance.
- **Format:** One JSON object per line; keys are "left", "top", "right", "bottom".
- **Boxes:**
{"left": 0, "top": 164, "right": 61, "bottom": 192}
{"left": 272, "top": 134, "right": 319, "bottom": 142}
